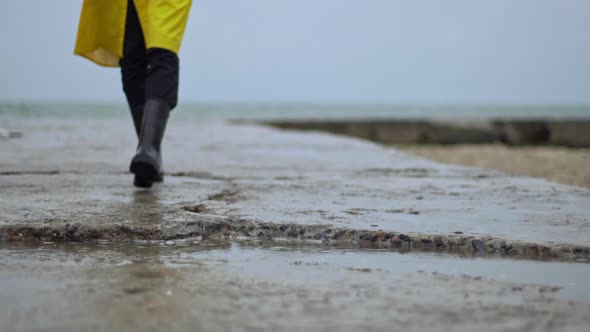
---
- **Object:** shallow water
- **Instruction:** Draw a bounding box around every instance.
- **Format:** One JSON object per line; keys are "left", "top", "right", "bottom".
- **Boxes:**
{"left": 2, "top": 243, "right": 590, "bottom": 331}
{"left": 2, "top": 240, "right": 589, "bottom": 301}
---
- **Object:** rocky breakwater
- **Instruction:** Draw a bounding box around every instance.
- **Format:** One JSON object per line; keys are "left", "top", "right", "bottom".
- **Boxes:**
{"left": 256, "top": 119, "right": 590, "bottom": 147}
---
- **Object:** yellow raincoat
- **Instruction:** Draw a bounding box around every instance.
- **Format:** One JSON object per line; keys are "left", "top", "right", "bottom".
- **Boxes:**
{"left": 74, "top": 0, "right": 191, "bottom": 67}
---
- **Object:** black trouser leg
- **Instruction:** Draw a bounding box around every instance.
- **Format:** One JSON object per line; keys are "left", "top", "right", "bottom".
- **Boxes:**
{"left": 121, "top": 1, "right": 179, "bottom": 188}
{"left": 120, "top": 0, "right": 147, "bottom": 136}
{"left": 120, "top": 0, "right": 180, "bottom": 113}
{"left": 146, "top": 48, "right": 179, "bottom": 110}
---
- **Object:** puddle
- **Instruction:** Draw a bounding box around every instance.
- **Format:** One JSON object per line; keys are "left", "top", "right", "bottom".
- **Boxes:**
{"left": 170, "top": 241, "right": 590, "bottom": 302}
{"left": 1, "top": 240, "right": 589, "bottom": 302}
{"left": 2, "top": 240, "right": 590, "bottom": 331}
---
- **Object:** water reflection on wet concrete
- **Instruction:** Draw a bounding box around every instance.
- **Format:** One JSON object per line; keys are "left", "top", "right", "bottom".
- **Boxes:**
{"left": 1, "top": 240, "right": 590, "bottom": 331}
{"left": 131, "top": 189, "right": 164, "bottom": 224}
{"left": 2, "top": 239, "right": 590, "bottom": 301}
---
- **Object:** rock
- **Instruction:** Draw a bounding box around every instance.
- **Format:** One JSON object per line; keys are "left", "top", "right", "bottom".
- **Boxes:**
{"left": 183, "top": 204, "right": 207, "bottom": 213}
{"left": 391, "top": 240, "right": 402, "bottom": 248}
{"left": 421, "top": 239, "right": 433, "bottom": 245}
{"left": 0, "top": 129, "right": 23, "bottom": 139}
{"left": 261, "top": 119, "right": 590, "bottom": 147}
{"left": 472, "top": 239, "right": 486, "bottom": 252}
{"left": 493, "top": 121, "right": 550, "bottom": 145}
{"left": 165, "top": 240, "right": 175, "bottom": 246}
{"left": 343, "top": 122, "right": 373, "bottom": 140}
{"left": 399, "top": 234, "right": 412, "bottom": 242}
{"left": 373, "top": 122, "right": 422, "bottom": 144}
{"left": 421, "top": 121, "right": 498, "bottom": 144}
{"left": 548, "top": 121, "right": 590, "bottom": 147}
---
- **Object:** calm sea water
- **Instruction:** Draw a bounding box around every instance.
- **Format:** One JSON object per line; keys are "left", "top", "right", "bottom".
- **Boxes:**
{"left": 1, "top": 103, "right": 589, "bottom": 120}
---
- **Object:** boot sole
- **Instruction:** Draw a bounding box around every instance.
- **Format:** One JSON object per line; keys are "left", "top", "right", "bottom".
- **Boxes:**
{"left": 154, "top": 173, "right": 164, "bottom": 182}
{"left": 134, "top": 171, "right": 163, "bottom": 187}
{"left": 130, "top": 155, "right": 159, "bottom": 188}
{"left": 134, "top": 174, "right": 154, "bottom": 188}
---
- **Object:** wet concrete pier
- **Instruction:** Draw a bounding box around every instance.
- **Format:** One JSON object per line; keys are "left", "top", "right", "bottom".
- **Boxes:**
{"left": 2, "top": 240, "right": 590, "bottom": 332}
{"left": 1, "top": 116, "right": 590, "bottom": 331}
{"left": 1, "top": 118, "right": 589, "bottom": 257}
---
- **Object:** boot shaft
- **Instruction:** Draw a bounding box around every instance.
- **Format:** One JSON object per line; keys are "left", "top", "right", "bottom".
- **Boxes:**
{"left": 130, "top": 105, "right": 143, "bottom": 138}
{"left": 138, "top": 99, "right": 170, "bottom": 154}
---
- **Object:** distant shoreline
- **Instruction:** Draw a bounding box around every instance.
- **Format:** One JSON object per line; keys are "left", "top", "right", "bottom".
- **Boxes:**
{"left": 1, "top": 102, "right": 590, "bottom": 121}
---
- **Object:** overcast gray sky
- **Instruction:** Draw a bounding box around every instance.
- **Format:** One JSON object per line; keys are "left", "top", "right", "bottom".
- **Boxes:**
{"left": 1, "top": 0, "right": 589, "bottom": 104}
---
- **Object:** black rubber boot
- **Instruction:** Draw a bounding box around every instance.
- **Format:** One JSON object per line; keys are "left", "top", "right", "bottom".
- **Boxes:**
{"left": 129, "top": 99, "right": 170, "bottom": 188}
{"left": 129, "top": 105, "right": 164, "bottom": 183}
{"left": 130, "top": 105, "right": 143, "bottom": 137}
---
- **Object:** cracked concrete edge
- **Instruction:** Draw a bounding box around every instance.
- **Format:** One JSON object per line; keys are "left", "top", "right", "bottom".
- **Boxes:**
{"left": 1, "top": 216, "right": 589, "bottom": 262}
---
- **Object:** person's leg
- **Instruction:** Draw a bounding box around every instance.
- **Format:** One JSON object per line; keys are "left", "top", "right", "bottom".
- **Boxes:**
{"left": 120, "top": 0, "right": 147, "bottom": 137}
{"left": 129, "top": 48, "right": 179, "bottom": 188}
{"left": 145, "top": 48, "right": 179, "bottom": 110}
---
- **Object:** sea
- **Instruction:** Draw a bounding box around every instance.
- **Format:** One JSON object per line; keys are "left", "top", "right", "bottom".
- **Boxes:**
{"left": 1, "top": 102, "right": 590, "bottom": 121}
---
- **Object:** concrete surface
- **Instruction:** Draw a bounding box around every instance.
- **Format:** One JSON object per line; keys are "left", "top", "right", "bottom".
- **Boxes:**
{"left": 1, "top": 117, "right": 589, "bottom": 258}
{"left": 1, "top": 240, "right": 590, "bottom": 332}
{"left": 2, "top": 116, "right": 590, "bottom": 332}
